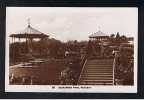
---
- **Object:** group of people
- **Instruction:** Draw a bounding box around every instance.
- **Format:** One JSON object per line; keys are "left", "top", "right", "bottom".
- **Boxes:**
{"left": 59, "top": 67, "right": 77, "bottom": 85}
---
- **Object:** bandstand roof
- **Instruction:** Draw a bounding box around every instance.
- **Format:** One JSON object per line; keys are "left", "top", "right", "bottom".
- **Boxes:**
{"left": 89, "top": 30, "right": 108, "bottom": 38}
{"left": 10, "top": 25, "right": 49, "bottom": 39}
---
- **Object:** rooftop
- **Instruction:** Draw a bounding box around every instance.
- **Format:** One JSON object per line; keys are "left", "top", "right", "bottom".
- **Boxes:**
{"left": 89, "top": 30, "right": 108, "bottom": 38}
{"left": 10, "top": 25, "right": 49, "bottom": 38}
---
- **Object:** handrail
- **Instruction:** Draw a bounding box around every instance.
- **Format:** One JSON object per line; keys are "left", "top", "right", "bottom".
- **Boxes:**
{"left": 77, "top": 59, "right": 87, "bottom": 85}
{"left": 112, "top": 51, "right": 119, "bottom": 85}
{"left": 112, "top": 57, "right": 116, "bottom": 85}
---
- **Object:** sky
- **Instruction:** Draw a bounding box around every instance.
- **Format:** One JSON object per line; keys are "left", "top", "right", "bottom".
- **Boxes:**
{"left": 6, "top": 7, "right": 138, "bottom": 42}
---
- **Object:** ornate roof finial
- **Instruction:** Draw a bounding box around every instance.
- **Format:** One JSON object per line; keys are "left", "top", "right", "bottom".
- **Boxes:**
{"left": 27, "top": 18, "right": 30, "bottom": 27}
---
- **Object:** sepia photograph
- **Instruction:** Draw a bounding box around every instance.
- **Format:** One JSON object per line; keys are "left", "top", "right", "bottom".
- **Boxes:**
{"left": 5, "top": 7, "right": 138, "bottom": 92}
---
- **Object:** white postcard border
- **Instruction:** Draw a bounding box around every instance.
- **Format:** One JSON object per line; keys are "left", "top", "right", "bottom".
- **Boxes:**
{"left": 5, "top": 7, "right": 138, "bottom": 93}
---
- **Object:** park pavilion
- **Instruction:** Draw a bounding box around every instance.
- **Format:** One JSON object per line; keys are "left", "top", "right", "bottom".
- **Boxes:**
{"left": 10, "top": 22, "right": 49, "bottom": 53}
{"left": 89, "top": 30, "right": 109, "bottom": 41}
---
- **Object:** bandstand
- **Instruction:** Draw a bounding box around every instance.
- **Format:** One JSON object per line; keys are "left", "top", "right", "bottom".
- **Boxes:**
{"left": 88, "top": 30, "right": 110, "bottom": 57}
{"left": 10, "top": 21, "right": 49, "bottom": 60}
{"left": 89, "top": 30, "right": 109, "bottom": 41}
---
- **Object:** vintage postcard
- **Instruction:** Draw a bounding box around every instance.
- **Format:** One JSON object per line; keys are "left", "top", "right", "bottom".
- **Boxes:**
{"left": 5, "top": 7, "right": 138, "bottom": 92}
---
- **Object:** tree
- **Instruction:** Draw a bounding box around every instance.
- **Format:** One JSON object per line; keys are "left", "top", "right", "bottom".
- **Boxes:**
{"left": 120, "top": 35, "right": 128, "bottom": 43}
{"left": 110, "top": 34, "right": 115, "bottom": 38}
{"left": 116, "top": 32, "right": 120, "bottom": 39}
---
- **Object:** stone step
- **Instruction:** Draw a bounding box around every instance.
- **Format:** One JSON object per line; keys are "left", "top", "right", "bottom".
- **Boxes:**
{"left": 86, "top": 65, "right": 113, "bottom": 67}
{"left": 79, "top": 82, "right": 113, "bottom": 85}
{"left": 85, "top": 66, "right": 112, "bottom": 68}
{"left": 81, "top": 75, "right": 113, "bottom": 78}
{"left": 85, "top": 70, "right": 113, "bottom": 72}
{"left": 86, "top": 63, "right": 113, "bottom": 66}
{"left": 87, "top": 63, "right": 113, "bottom": 65}
{"left": 81, "top": 74, "right": 113, "bottom": 78}
{"left": 81, "top": 74, "right": 113, "bottom": 77}
{"left": 86, "top": 63, "right": 113, "bottom": 65}
{"left": 85, "top": 67, "right": 113, "bottom": 69}
{"left": 87, "top": 62, "right": 113, "bottom": 65}
{"left": 87, "top": 61, "right": 113, "bottom": 63}
{"left": 83, "top": 70, "right": 113, "bottom": 72}
{"left": 85, "top": 65, "right": 113, "bottom": 68}
{"left": 80, "top": 77, "right": 113, "bottom": 80}
{"left": 81, "top": 80, "right": 113, "bottom": 83}
{"left": 84, "top": 68, "right": 113, "bottom": 70}
{"left": 88, "top": 59, "right": 113, "bottom": 62}
{"left": 84, "top": 69, "right": 113, "bottom": 71}
{"left": 83, "top": 72, "right": 113, "bottom": 74}
{"left": 83, "top": 71, "right": 113, "bottom": 74}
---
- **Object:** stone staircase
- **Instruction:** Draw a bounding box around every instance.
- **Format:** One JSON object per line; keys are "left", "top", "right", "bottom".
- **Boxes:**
{"left": 78, "top": 59, "right": 114, "bottom": 85}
